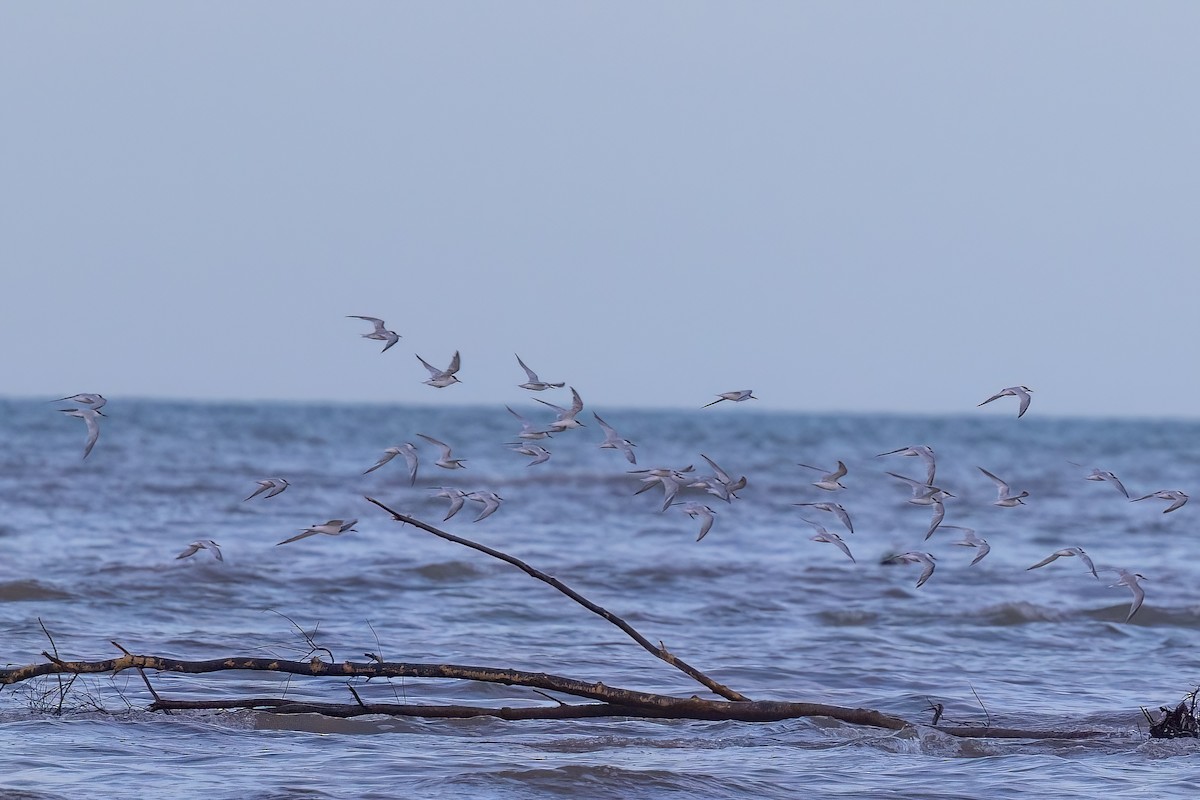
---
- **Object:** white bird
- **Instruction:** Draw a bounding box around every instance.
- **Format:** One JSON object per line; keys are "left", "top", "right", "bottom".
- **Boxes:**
{"left": 515, "top": 354, "right": 565, "bottom": 391}
{"left": 978, "top": 385, "right": 1033, "bottom": 418}
{"left": 876, "top": 445, "right": 936, "bottom": 486}
{"left": 677, "top": 502, "right": 716, "bottom": 541}
{"left": 245, "top": 478, "right": 290, "bottom": 500}
{"left": 56, "top": 393, "right": 107, "bottom": 411}
{"left": 632, "top": 465, "right": 695, "bottom": 511}
{"left": 61, "top": 407, "right": 104, "bottom": 459}
{"left": 505, "top": 406, "right": 556, "bottom": 440}
{"left": 1109, "top": 568, "right": 1147, "bottom": 623}
{"left": 942, "top": 525, "right": 990, "bottom": 565}
{"left": 885, "top": 472, "right": 955, "bottom": 505}
{"left": 466, "top": 490, "right": 504, "bottom": 522}
{"left": 1068, "top": 462, "right": 1130, "bottom": 498}
{"left": 1131, "top": 490, "right": 1189, "bottom": 514}
{"left": 1026, "top": 547, "right": 1098, "bottom": 578}
{"left": 702, "top": 390, "right": 757, "bottom": 408}
{"left": 886, "top": 552, "right": 937, "bottom": 588}
{"left": 416, "top": 351, "right": 462, "bottom": 388}
{"left": 346, "top": 316, "right": 400, "bottom": 352}
{"left": 534, "top": 387, "right": 585, "bottom": 431}
{"left": 430, "top": 486, "right": 469, "bottom": 521}
{"left": 364, "top": 443, "right": 419, "bottom": 485}
{"left": 508, "top": 442, "right": 552, "bottom": 466}
{"left": 277, "top": 519, "right": 358, "bottom": 546}
{"left": 978, "top": 467, "right": 1029, "bottom": 507}
{"left": 798, "top": 518, "right": 855, "bottom": 562}
{"left": 417, "top": 434, "right": 467, "bottom": 469}
{"left": 692, "top": 454, "right": 746, "bottom": 502}
{"left": 594, "top": 412, "right": 637, "bottom": 464}
{"left": 177, "top": 540, "right": 223, "bottom": 562}
{"left": 793, "top": 502, "right": 853, "bottom": 534}
{"left": 797, "top": 461, "right": 847, "bottom": 491}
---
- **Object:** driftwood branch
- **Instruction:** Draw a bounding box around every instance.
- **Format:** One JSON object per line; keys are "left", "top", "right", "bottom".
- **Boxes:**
{"left": 363, "top": 496, "right": 749, "bottom": 702}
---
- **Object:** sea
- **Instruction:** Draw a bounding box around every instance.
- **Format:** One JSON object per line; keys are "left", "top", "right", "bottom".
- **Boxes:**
{"left": 1, "top": 397, "right": 1198, "bottom": 798}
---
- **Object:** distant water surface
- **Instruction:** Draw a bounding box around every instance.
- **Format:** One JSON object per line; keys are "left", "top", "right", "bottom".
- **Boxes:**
{"left": 1, "top": 398, "right": 1198, "bottom": 798}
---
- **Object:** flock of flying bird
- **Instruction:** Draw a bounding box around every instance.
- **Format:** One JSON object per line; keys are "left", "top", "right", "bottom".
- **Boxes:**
{"left": 52, "top": 317, "right": 1177, "bottom": 624}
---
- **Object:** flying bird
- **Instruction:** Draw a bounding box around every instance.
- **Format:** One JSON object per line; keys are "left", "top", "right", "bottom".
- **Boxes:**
{"left": 1109, "top": 568, "right": 1147, "bottom": 623}
{"left": 1068, "top": 462, "right": 1130, "bottom": 498}
{"left": 56, "top": 393, "right": 107, "bottom": 411}
{"left": 430, "top": 486, "right": 469, "bottom": 521}
{"left": 514, "top": 354, "right": 565, "bottom": 391}
{"left": 534, "top": 387, "right": 586, "bottom": 431}
{"left": 594, "top": 412, "right": 637, "bottom": 464}
{"left": 417, "top": 434, "right": 467, "bottom": 469}
{"left": 466, "top": 490, "right": 504, "bottom": 522}
{"left": 416, "top": 351, "right": 462, "bottom": 388}
{"left": 61, "top": 407, "right": 104, "bottom": 459}
{"left": 978, "top": 385, "right": 1033, "bottom": 418}
{"left": 364, "top": 443, "right": 419, "bottom": 485}
{"left": 245, "top": 478, "right": 290, "bottom": 500}
{"left": 797, "top": 461, "right": 848, "bottom": 491}
{"left": 677, "top": 502, "right": 716, "bottom": 541}
{"left": 1026, "top": 547, "right": 1098, "bottom": 578}
{"left": 508, "top": 442, "right": 553, "bottom": 466}
{"left": 176, "top": 540, "right": 223, "bottom": 562}
{"left": 702, "top": 390, "right": 757, "bottom": 408}
{"left": 346, "top": 316, "right": 400, "bottom": 352}
{"left": 978, "top": 467, "right": 1029, "bottom": 507}
{"left": 277, "top": 519, "right": 358, "bottom": 546}
{"left": 885, "top": 552, "right": 937, "bottom": 588}
{"left": 1131, "top": 490, "right": 1189, "bottom": 514}
{"left": 793, "top": 502, "right": 853, "bottom": 534}
{"left": 505, "top": 406, "right": 555, "bottom": 440}
{"left": 876, "top": 445, "right": 936, "bottom": 486}
{"left": 798, "top": 518, "right": 855, "bottom": 562}
{"left": 942, "top": 525, "right": 990, "bottom": 565}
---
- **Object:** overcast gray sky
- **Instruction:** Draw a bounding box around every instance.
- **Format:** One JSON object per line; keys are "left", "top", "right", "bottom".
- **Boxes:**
{"left": 3, "top": 3, "right": 1197, "bottom": 417}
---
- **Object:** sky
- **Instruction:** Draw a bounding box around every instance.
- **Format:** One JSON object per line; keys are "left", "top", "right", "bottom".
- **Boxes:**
{"left": 2, "top": 3, "right": 1198, "bottom": 418}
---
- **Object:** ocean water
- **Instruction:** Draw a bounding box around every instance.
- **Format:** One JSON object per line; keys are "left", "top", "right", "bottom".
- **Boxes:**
{"left": 1, "top": 397, "right": 1198, "bottom": 798}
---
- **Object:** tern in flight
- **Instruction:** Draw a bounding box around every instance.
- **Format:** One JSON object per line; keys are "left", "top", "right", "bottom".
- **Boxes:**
{"left": 793, "top": 502, "right": 853, "bottom": 534}
{"left": 534, "top": 387, "right": 586, "bottom": 431}
{"left": 594, "top": 412, "right": 637, "bottom": 464}
{"left": 417, "top": 434, "right": 467, "bottom": 469}
{"left": 56, "top": 393, "right": 107, "bottom": 411}
{"left": 515, "top": 354, "right": 565, "bottom": 391}
{"left": 61, "top": 407, "right": 104, "bottom": 459}
{"left": 978, "top": 385, "right": 1033, "bottom": 418}
{"left": 798, "top": 518, "right": 855, "bottom": 562}
{"left": 364, "top": 443, "right": 419, "bottom": 485}
{"left": 676, "top": 502, "right": 716, "bottom": 541}
{"left": 416, "top": 351, "right": 462, "bottom": 388}
{"left": 277, "top": 519, "right": 358, "bottom": 546}
{"left": 245, "top": 478, "right": 290, "bottom": 500}
{"left": 942, "top": 525, "right": 990, "bottom": 565}
{"left": 1109, "top": 569, "right": 1147, "bottom": 623}
{"left": 466, "top": 490, "right": 504, "bottom": 522}
{"left": 702, "top": 390, "right": 756, "bottom": 408}
{"left": 509, "top": 442, "right": 552, "bottom": 466}
{"left": 1026, "top": 547, "right": 1098, "bottom": 578}
{"left": 177, "top": 540, "right": 223, "bottom": 562}
{"left": 1068, "top": 462, "right": 1130, "bottom": 498}
{"left": 797, "top": 461, "right": 847, "bottom": 491}
{"left": 885, "top": 552, "right": 937, "bottom": 588}
{"left": 430, "top": 487, "right": 469, "bottom": 521}
{"left": 1131, "top": 490, "right": 1189, "bottom": 514}
{"left": 876, "top": 445, "right": 936, "bottom": 486}
{"left": 978, "top": 467, "right": 1029, "bottom": 507}
{"left": 347, "top": 316, "right": 400, "bottom": 352}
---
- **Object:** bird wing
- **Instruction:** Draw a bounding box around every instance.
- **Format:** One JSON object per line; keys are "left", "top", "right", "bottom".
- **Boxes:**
{"left": 364, "top": 449, "right": 399, "bottom": 474}
{"left": 446, "top": 350, "right": 461, "bottom": 375}
{"left": 415, "top": 354, "right": 441, "bottom": 377}
{"left": 1026, "top": 552, "right": 1063, "bottom": 571}
{"left": 515, "top": 354, "right": 538, "bottom": 382}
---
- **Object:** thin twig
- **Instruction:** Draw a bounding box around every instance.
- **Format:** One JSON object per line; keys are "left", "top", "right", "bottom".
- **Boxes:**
{"left": 363, "top": 497, "right": 749, "bottom": 702}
